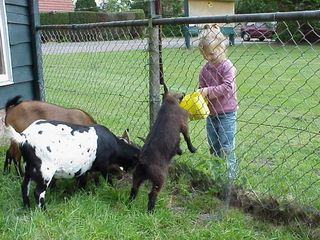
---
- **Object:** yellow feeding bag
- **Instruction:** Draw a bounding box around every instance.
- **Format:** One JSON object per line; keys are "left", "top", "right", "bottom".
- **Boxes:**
{"left": 180, "top": 92, "right": 210, "bottom": 120}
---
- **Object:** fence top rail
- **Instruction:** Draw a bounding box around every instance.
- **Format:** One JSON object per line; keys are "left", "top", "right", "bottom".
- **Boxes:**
{"left": 37, "top": 10, "right": 320, "bottom": 30}
{"left": 38, "top": 19, "right": 149, "bottom": 30}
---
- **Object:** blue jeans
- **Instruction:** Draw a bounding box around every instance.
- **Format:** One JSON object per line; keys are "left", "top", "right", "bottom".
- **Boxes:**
{"left": 206, "top": 111, "right": 237, "bottom": 180}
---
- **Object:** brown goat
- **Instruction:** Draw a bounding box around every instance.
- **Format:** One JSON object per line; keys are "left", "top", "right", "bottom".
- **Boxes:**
{"left": 129, "top": 84, "right": 197, "bottom": 212}
{"left": 4, "top": 96, "right": 96, "bottom": 176}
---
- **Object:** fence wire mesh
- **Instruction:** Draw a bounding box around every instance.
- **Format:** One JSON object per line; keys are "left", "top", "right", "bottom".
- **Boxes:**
{"left": 39, "top": 12, "right": 319, "bottom": 222}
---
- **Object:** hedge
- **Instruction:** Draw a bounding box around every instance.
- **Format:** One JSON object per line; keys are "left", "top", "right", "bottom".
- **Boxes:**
{"left": 40, "top": 12, "right": 70, "bottom": 25}
{"left": 40, "top": 10, "right": 145, "bottom": 25}
{"left": 40, "top": 10, "right": 146, "bottom": 42}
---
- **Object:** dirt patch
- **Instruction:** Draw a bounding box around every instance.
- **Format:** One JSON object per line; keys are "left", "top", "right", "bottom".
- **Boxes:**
{"left": 218, "top": 186, "right": 320, "bottom": 227}
{"left": 170, "top": 162, "right": 320, "bottom": 232}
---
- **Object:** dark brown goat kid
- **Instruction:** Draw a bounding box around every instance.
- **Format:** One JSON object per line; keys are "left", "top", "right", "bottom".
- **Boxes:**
{"left": 129, "top": 84, "right": 197, "bottom": 212}
{"left": 4, "top": 96, "right": 96, "bottom": 176}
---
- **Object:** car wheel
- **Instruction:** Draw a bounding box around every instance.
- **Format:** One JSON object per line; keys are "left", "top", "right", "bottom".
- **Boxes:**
{"left": 242, "top": 32, "right": 250, "bottom": 41}
{"left": 259, "top": 37, "right": 265, "bottom": 41}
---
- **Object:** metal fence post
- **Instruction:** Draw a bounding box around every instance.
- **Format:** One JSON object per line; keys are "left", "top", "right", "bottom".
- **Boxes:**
{"left": 148, "top": 0, "right": 161, "bottom": 128}
{"left": 183, "top": 0, "right": 191, "bottom": 49}
{"left": 29, "top": 0, "right": 45, "bottom": 101}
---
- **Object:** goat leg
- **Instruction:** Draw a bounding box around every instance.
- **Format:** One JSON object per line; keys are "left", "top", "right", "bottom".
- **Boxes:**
{"left": 21, "top": 175, "right": 31, "bottom": 209}
{"left": 176, "top": 146, "right": 183, "bottom": 155}
{"left": 147, "top": 171, "right": 164, "bottom": 212}
{"left": 129, "top": 176, "right": 143, "bottom": 202}
{"left": 17, "top": 158, "right": 23, "bottom": 177}
{"left": 7, "top": 142, "right": 23, "bottom": 177}
{"left": 181, "top": 125, "right": 197, "bottom": 153}
{"left": 147, "top": 183, "right": 163, "bottom": 213}
{"left": 129, "top": 166, "right": 146, "bottom": 202}
{"left": 13, "top": 159, "right": 22, "bottom": 177}
{"left": 34, "top": 182, "right": 47, "bottom": 210}
{"left": 176, "top": 138, "right": 183, "bottom": 155}
{"left": 106, "top": 174, "right": 114, "bottom": 186}
{"left": 4, "top": 149, "right": 11, "bottom": 174}
{"left": 92, "top": 172, "right": 101, "bottom": 186}
{"left": 76, "top": 174, "right": 88, "bottom": 189}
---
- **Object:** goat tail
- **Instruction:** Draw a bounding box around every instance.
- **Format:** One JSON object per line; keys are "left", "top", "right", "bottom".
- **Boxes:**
{"left": 5, "top": 95, "right": 22, "bottom": 112}
{"left": 4, "top": 125, "right": 25, "bottom": 145}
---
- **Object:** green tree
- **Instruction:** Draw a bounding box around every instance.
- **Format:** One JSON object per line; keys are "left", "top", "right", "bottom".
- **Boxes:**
{"left": 161, "top": 0, "right": 184, "bottom": 17}
{"left": 277, "top": 0, "right": 320, "bottom": 11}
{"left": 131, "top": 0, "right": 149, "bottom": 16}
{"left": 75, "top": 0, "right": 98, "bottom": 11}
{"left": 130, "top": 0, "right": 183, "bottom": 17}
{"left": 276, "top": 0, "right": 320, "bottom": 43}
{"left": 235, "top": 0, "right": 278, "bottom": 14}
{"left": 102, "top": 0, "right": 132, "bottom": 12}
{"left": 235, "top": 0, "right": 320, "bottom": 13}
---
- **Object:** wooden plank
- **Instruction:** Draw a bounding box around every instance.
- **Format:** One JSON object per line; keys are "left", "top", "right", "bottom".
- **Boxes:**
{"left": 0, "top": 81, "right": 35, "bottom": 108}
{"left": 12, "top": 66, "right": 34, "bottom": 83}
{"left": 5, "top": 0, "right": 28, "bottom": 7}
{"left": 8, "top": 23, "right": 31, "bottom": 45}
{"left": 6, "top": 4, "right": 28, "bottom": 16}
{"left": 7, "top": 12, "right": 29, "bottom": 25}
{"left": 10, "top": 43, "right": 33, "bottom": 68}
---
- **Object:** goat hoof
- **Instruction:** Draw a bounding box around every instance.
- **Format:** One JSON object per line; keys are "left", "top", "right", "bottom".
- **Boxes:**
{"left": 23, "top": 203, "right": 31, "bottom": 210}
{"left": 190, "top": 147, "right": 197, "bottom": 153}
{"left": 147, "top": 208, "right": 155, "bottom": 213}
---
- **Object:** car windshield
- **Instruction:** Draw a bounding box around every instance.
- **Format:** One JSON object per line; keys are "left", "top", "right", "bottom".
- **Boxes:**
{"left": 246, "top": 22, "right": 276, "bottom": 28}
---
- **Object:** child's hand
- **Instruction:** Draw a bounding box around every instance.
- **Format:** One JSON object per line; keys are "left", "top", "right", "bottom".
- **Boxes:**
{"left": 197, "top": 88, "right": 209, "bottom": 97}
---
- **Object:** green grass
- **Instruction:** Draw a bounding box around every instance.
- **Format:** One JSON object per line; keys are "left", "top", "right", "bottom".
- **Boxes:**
{"left": 0, "top": 146, "right": 310, "bottom": 239}
{"left": 1, "top": 42, "right": 319, "bottom": 239}
{"left": 42, "top": 43, "right": 320, "bottom": 208}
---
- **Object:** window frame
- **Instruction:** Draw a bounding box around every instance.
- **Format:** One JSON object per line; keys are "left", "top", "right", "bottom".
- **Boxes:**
{"left": 0, "top": 0, "right": 13, "bottom": 86}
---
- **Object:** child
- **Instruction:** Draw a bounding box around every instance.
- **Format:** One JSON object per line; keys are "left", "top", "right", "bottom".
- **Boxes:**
{"left": 197, "top": 24, "right": 238, "bottom": 180}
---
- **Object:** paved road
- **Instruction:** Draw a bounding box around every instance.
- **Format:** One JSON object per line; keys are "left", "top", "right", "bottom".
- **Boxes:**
{"left": 41, "top": 37, "right": 275, "bottom": 54}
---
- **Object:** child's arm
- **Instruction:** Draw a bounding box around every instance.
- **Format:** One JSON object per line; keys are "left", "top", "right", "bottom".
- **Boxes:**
{"left": 198, "top": 61, "right": 236, "bottom": 99}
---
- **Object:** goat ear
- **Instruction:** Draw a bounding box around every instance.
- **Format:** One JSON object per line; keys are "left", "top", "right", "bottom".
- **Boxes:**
{"left": 121, "top": 129, "right": 130, "bottom": 143}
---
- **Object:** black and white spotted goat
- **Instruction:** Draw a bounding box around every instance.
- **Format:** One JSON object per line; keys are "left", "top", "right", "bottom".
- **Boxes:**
{"left": 5, "top": 119, "right": 140, "bottom": 210}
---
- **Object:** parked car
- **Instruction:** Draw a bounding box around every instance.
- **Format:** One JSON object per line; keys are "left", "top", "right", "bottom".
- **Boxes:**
{"left": 240, "top": 22, "right": 277, "bottom": 41}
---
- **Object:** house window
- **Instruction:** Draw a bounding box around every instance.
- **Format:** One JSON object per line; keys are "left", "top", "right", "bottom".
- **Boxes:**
{"left": 0, "top": 1, "right": 13, "bottom": 85}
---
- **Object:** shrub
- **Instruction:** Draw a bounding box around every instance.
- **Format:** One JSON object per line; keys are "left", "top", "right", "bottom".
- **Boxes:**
{"left": 40, "top": 10, "right": 146, "bottom": 42}
{"left": 40, "top": 12, "right": 69, "bottom": 25}
{"left": 69, "top": 11, "right": 98, "bottom": 24}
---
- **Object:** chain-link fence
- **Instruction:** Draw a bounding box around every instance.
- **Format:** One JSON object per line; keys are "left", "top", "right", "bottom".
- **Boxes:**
{"left": 39, "top": 10, "right": 320, "bottom": 223}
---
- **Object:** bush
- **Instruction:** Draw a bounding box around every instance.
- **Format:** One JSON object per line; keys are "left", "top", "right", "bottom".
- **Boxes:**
{"left": 40, "top": 10, "right": 146, "bottom": 42}
{"left": 130, "top": 9, "right": 145, "bottom": 20}
{"left": 40, "top": 12, "right": 69, "bottom": 25}
{"left": 69, "top": 11, "right": 98, "bottom": 24}
{"left": 40, "top": 10, "right": 145, "bottom": 25}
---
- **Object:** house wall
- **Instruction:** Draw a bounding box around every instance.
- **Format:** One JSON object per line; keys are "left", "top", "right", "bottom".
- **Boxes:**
{"left": 0, "top": 0, "right": 42, "bottom": 108}
{"left": 39, "top": 0, "right": 74, "bottom": 12}
{"left": 189, "top": 0, "right": 234, "bottom": 17}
